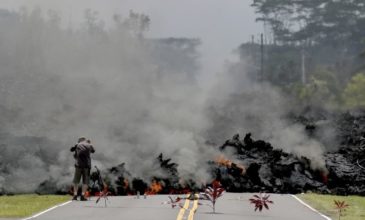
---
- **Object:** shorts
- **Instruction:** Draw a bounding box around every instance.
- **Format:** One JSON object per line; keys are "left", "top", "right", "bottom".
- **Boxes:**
{"left": 73, "top": 167, "right": 90, "bottom": 185}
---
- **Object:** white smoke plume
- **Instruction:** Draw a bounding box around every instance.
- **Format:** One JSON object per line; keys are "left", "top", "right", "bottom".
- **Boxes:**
{"left": 0, "top": 7, "right": 221, "bottom": 193}
{"left": 205, "top": 60, "right": 327, "bottom": 171}
{"left": 0, "top": 6, "right": 327, "bottom": 193}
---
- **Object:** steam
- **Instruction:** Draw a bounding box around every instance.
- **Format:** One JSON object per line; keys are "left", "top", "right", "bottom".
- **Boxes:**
{"left": 205, "top": 60, "right": 327, "bottom": 171}
{"left": 0, "top": 7, "right": 220, "bottom": 193}
{"left": 0, "top": 6, "right": 327, "bottom": 193}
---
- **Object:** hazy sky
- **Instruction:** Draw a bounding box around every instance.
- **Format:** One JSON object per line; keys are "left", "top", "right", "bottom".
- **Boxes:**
{"left": 0, "top": 0, "right": 263, "bottom": 73}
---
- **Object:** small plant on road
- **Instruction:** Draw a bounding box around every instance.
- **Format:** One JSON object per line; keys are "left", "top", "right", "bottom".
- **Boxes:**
{"left": 95, "top": 183, "right": 110, "bottom": 207}
{"left": 94, "top": 166, "right": 110, "bottom": 207}
{"left": 162, "top": 196, "right": 183, "bottom": 208}
{"left": 249, "top": 193, "right": 273, "bottom": 212}
{"left": 334, "top": 200, "right": 349, "bottom": 220}
{"left": 200, "top": 180, "right": 224, "bottom": 213}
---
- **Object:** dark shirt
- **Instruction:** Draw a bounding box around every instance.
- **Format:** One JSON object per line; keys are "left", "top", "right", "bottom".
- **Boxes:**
{"left": 70, "top": 141, "right": 95, "bottom": 168}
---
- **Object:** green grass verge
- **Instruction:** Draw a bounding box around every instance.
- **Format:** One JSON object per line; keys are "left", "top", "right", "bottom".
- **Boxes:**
{"left": 0, "top": 194, "right": 70, "bottom": 218}
{"left": 298, "top": 193, "right": 365, "bottom": 220}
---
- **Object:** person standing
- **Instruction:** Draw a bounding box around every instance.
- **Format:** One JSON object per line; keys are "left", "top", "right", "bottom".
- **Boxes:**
{"left": 70, "top": 137, "right": 95, "bottom": 201}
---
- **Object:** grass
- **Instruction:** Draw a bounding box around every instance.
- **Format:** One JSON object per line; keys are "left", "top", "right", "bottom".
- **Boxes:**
{"left": 0, "top": 194, "right": 70, "bottom": 218}
{"left": 298, "top": 193, "right": 365, "bottom": 220}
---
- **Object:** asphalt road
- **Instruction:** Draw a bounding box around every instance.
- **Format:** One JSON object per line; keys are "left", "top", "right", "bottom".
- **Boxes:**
{"left": 24, "top": 193, "right": 330, "bottom": 220}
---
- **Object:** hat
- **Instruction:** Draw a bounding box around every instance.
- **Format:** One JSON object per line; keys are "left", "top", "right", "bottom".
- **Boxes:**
{"left": 78, "top": 137, "right": 86, "bottom": 143}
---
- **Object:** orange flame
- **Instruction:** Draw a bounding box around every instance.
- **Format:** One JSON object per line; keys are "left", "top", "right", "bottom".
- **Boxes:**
{"left": 145, "top": 180, "right": 163, "bottom": 195}
{"left": 84, "top": 191, "right": 90, "bottom": 198}
{"left": 95, "top": 184, "right": 109, "bottom": 197}
{"left": 216, "top": 155, "right": 233, "bottom": 167}
{"left": 215, "top": 155, "right": 246, "bottom": 175}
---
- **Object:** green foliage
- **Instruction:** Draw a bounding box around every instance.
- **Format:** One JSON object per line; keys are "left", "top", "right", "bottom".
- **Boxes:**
{"left": 250, "top": 0, "right": 365, "bottom": 81}
{"left": 334, "top": 200, "right": 350, "bottom": 220}
{"left": 265, "top": 45, "right": 301, "bottom": 85}
{"left": 342, "top": 73, "right": 365, "bottom": 109}
{"left": 288, "top": 67, "right": 341, "bottom": 108}
{"left": 299, "top": 193, "right": 365, "bottom": 220}
{"left": 251, "top": 0, "right": 365, "bottom": 46}
{"left": 0, "top": 194, "right": 70, "bottom": 218}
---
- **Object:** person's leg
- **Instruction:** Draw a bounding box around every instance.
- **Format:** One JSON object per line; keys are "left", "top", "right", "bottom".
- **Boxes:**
{"left": 73, "top": 168, "right": 82, "bottom": 200}
{"left": 80, "top": 168, "right": 90, "bottom": 201}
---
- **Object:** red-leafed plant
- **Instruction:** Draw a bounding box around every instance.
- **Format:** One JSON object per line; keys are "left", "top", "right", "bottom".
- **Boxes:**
{"left": 200, "top": 180, "right": 225, "bottom": 213}
{"left": 162, "top": 196, "right": 182, "bottom": 208}
{"left": 95, "top": 183, "right": 110, "bottom": 207}
{"left": 94, "top": 166, "right": 111, "bottom": 207}
{"left": 249, "top": 193, "right": 273, "bottom": 212}
{"left": 334, "top": 200, "right": 349, "bottom": 220}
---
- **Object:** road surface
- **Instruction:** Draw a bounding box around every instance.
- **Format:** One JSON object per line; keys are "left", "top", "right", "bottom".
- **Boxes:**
{"left": 24, "top": 193, "right": 330, "bottom": 220}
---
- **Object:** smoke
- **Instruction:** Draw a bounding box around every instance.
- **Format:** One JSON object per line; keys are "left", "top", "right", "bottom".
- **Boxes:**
{"left": 0, "top": 6, "right": 327, "bottom": 193}
{"left": 205, "top": 60, "right": 327, "bottom": 171}
{"left": 0, "top": 7, "right": 222, "bottom": 193}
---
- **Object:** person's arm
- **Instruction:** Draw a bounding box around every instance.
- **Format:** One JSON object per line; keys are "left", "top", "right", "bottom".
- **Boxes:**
{"left": 90, "top": 145, "right": 95, "bottom": 153}
{"left": 70, "top": 144, "right": 77, "bottom": 152}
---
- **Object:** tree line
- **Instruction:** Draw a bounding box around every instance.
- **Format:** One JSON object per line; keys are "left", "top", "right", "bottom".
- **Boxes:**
{"left": 239, "top": 0, "right": 365, "bottom": 110}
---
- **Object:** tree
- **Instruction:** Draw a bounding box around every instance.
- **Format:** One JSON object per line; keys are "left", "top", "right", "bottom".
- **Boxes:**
{"left": 83, "top": 9, "right": 105, "bottom": 35}
{"left": 286, "top": 67, "right": 341, "bottom": 108}
{"left": 251, "top": 0, "right": 365, "bottom": 47}
{"left": 251, "top": 0, "right": 299, "bottom": 42}
{"left": 358, "top": 46, "right": 365, "bottom": 72}
{"left": 122, "top": 10, "right": 150, "bottom": 39}
{"left": 342, "top": 73, "right": 365, "bottom": 109}
{"left": 250, "top": 0, "right": 365, "bottom": 84}
{"left": 46, "top": 10, "right": 61, "bottom": 28}
{"left": 148, "top": 38, "right": 201, "bottom": 78}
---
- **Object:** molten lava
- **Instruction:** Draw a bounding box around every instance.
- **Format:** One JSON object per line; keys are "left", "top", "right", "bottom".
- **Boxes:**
{"left": 145, "top": 180, "right": 163, "bottom": 195}
{"left": 215, "top": 155, "right": 246, "bottom": 175}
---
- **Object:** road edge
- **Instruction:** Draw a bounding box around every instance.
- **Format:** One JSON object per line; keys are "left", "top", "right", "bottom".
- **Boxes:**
{"left": 21, "top": 201, "right": 72, "bottom": 220}
{"left": 291, "top": 195, "right": 332, "bottom": 220}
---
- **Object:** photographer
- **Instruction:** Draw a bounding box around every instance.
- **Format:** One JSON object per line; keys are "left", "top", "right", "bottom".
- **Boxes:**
{"left": 70, "top": 137, "right": 95, "bottom": 201}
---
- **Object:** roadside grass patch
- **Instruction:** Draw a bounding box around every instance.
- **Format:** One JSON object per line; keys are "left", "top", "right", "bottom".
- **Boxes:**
{"left": 298, "top": 193, "right": 365, "bottom": 220}
{"left": 0, "top": 194, "right": 70, "bottom": 218}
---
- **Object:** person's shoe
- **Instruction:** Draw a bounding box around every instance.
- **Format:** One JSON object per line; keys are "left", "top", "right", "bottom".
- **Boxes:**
{"left": 72, "top": 195, "right": 78, "bottom": 201}
{"left": 80, "top": 195, "right": 87, "bottom": 201}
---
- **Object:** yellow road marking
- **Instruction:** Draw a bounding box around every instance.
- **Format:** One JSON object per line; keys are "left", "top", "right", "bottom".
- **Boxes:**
{"left": 176, "top": 194, "right": 191, "bottom": 220}
{"left": 187, "top": 194, "right": 199, "bottom": 220}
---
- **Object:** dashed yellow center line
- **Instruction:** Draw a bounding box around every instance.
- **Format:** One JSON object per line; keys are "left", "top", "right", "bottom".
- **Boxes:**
{"left": 176, "top": 194, "right": 199, "bottom": 220}
{"left": 176, "top": 194, "right": 191, "bottom": 220}
{"left": 187, "top": 195, "right": 199, "bottom": 220}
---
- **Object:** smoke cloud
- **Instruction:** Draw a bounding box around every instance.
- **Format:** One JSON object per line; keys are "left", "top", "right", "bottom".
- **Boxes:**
{"left": 0, "top": 7, "right": 219, "bottom": 193}
{"left": 0, "top": 6, "right": 327, "bottom": 193}
{"left": 205, "top": 61, "right": 327, "bottom": 171}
